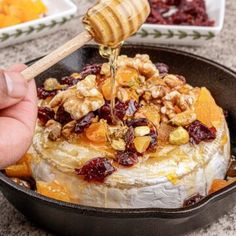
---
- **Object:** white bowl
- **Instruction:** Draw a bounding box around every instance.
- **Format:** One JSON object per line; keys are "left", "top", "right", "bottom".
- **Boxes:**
{"left": 0, "top": 0, "right": 77, "bottom": 48}
{"left": 127, "top": 0, "right": 225, "bottom": 46}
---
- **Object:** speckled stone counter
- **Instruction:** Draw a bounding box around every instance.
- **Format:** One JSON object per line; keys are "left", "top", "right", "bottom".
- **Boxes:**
{"left": 0, "top": 0, "right": 235, "bottom": 235}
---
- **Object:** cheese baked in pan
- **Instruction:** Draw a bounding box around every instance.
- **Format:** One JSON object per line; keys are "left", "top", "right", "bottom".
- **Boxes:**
{"left": 26, "top": 54, "right": 231, "bottom": 208}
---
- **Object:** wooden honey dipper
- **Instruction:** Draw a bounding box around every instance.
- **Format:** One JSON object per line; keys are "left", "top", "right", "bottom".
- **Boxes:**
{"left": 21, "top": 0, "right": 150, "bottom": 81}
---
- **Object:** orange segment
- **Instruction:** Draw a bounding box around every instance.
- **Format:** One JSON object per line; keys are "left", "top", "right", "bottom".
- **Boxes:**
{"left": 194, "top": 87, "right": 223, "bottom": 128}
{"left": 5, "top": 162, "right": 31, "bottom": 178}
{"left": 209, "top": 179, "right": 236, "bottom": 194}
{"left": 36, "top": 181, "right": 71, "bottom": 203}
{"left": 4, "top": 153, "right": 32, "bottom": 178}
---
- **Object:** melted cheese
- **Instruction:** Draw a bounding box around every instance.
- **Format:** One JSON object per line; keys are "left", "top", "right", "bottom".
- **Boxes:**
{"left": 30, "top": 120, "right": 230, "bottom": 208}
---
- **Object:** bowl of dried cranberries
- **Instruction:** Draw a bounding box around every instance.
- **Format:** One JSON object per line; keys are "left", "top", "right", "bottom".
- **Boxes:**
{"left": 127, "top": 0, "right": 225, "bottom": 46}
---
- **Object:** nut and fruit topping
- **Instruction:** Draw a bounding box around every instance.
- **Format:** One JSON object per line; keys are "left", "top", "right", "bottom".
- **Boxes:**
{"left": 75, "top": 157, "right": 116, "bottom": 182}
{"left": 134, "top": 126, "right": 151, "bottom": 137}
{"left": 134, "top": 136, "right": 152, "bottom": 153}
{"left": 85, "top": 121, "right": 107, "bottom": 144}
{"left": 74, "top": 112, "right": 95, "bottom": 134}
{"left": 38, "top": 107, "right": 55, "bottom": 126}
{"left": 115, "top": 151, "right": 139, "bottom": 167}
{"left": 169, "top": 127, "right": 189, "bottom": 145}
{"left": 187, "top": 120, "right": 217, "bottom": 144}
{"left": 36, "top": 54, "right": 224, "bottom": 182}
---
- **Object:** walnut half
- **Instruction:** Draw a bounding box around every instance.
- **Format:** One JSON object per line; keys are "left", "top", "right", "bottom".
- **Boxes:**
{"left": 49, "top": 75, "right": 105, "bottom": 120}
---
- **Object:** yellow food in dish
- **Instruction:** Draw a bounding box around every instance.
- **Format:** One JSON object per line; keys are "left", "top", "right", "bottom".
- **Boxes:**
{"left": 0, "top": 0, "right": 47, "bottom": 28}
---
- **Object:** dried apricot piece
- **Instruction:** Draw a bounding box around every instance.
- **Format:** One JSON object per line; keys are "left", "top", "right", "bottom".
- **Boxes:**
{"left": 134, "top": 136, "right": 151, "bottom": 153}
{"left": 85, "top": 121, "right": 107, "bottom": 144}
{"left": 101, "top": 78, "right": 117, "bottom": 100}
{"left": 116, "top": 67, "right": 139, "bottom": 87}
{"left": 194, "top": 87, "right": 223, "bottom": 128}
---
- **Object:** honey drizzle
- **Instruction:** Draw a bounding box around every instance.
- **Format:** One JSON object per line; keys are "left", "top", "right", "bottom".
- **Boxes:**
{"left": 99, "top": 44, "right": 122, "bottom": 124}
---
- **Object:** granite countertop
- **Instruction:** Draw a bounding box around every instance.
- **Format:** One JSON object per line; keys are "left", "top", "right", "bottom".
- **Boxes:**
{"left": 0, "top": 0, "right": 235, "bottom": 235}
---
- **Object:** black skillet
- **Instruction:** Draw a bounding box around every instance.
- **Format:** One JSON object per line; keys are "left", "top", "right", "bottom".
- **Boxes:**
{"left": 0, "top": 45, "right": 236, "bottom": 236}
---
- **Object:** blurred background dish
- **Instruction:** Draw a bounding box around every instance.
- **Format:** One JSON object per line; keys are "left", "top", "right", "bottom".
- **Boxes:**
{"left": 127, "top": 0, "right": 225, "bottom": 46}
{"left": 0, "top": 0, "right": 77, "bottom": 48}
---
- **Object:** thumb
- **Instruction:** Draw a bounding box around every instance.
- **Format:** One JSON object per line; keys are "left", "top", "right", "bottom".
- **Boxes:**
{"left": 0, "top": 70, "right": 28, "bottom": 109}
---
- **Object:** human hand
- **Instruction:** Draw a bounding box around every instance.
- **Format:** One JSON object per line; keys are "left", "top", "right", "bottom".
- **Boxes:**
{"left": 0, "top": 64, "right": 37, "bottom": 169}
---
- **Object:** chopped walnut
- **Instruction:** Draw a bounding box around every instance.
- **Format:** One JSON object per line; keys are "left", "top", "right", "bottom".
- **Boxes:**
{"left": 117, "top": 87, "right": 129, "bottom": 102}
{"left": 117, "top": 54, "right": 159, "bottom": 79}
{"left": 76, "top": 75, "right": 101, "bottom": 97}
{"left": 49, "top": 75, "right": 105, "bottom": 120}
{"left": 45, "top": 120, "right": 62, "bottom": 141}
{"left": 170, "top": 110, "right": 197, "bottom": 126}
{"left": 163, "top": 74, "right": 185, "bottom": 89}
{"left": 44, "top": 78, "right": 61, "bottom": 91}
{"left": 62, "top": 120, "right": 76, "bottom": 139}
{"left": 161, "top": 90, "right": 197, "bottom": 119}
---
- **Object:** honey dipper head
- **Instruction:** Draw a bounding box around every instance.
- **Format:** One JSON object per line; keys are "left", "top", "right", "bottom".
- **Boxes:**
{"left": 83, "top": 0, "right": 150, "bottom": 47}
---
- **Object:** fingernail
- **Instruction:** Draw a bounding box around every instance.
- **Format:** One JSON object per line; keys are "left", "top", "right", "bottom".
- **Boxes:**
{"left": 3, "top": 71, "right": 28, "bottom": 98}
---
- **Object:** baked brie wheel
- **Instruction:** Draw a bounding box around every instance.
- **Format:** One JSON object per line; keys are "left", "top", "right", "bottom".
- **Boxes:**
{"left": 28, "top": 54, "right": 230, "bottom": 208}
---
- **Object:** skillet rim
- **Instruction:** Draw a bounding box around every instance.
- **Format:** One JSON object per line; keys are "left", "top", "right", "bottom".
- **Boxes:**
{"left": 0, "top": 45, "right": 235, "bottom": 218}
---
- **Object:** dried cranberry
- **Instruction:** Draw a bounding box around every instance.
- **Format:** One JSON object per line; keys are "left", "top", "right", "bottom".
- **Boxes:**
{"left": 114, "top": 101, "right": 129, "bottom": 121}
{"left": 115, "top": 151, "right": 138, "bottom": 167}
{"left": 183, "top": 194, "right": 204, "bottom": 207}
{"left": 148, "top": 129, "right": 158, "bottom": 151}
{"left": 166, "top": 0, "right": 181, "bottom": 5}
{"left": 75, "top": 157, "right": 116, "bottom": 182}
{"left": 126, "top": 100, "right": 139, "bottom": 117}
{"left": 80, "top": 64, "right": 102, "bottom": 79}
{"left": 146, "top": 0, "right": 214, "bottom": 26}
{"left": 125, "top": 127, "right": 135, "bottom": 150}
{"left": 187, "top": 120, "right": 217, "bottom": 144}
{"left": 37, "top": 87, "right": 57, "bottom": 99}
{"left": 55, "top": 105, "right": 72, "bottom": 125}
{"left": 98, "top": 102, "right": 113, "bottom": 124}
{"left": 74, "top": 112, "right": 95, "bottom": 134}
{"left": 38, "top": 107, "right": 55, "bottom": 125}
{"left": 156, "top": 63, "right": 169, "bottom": 75}
{"left": 61, "top": 76, "right": 80, "bottom": 86}
{"left": 126, "top": 118, "right": 149, "bottom": 128}
{"left": 98, "top": 100, "right": 130, "bottom": 124}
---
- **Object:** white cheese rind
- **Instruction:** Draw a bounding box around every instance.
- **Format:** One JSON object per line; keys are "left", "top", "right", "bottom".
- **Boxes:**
{"left": 31, "top": 120, "right": 230, "bottom": 208}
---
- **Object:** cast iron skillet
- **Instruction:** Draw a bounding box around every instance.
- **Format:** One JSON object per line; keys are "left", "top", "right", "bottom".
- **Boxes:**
{"left": 0, "top": 45, "right": 236, "bottom": 236}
